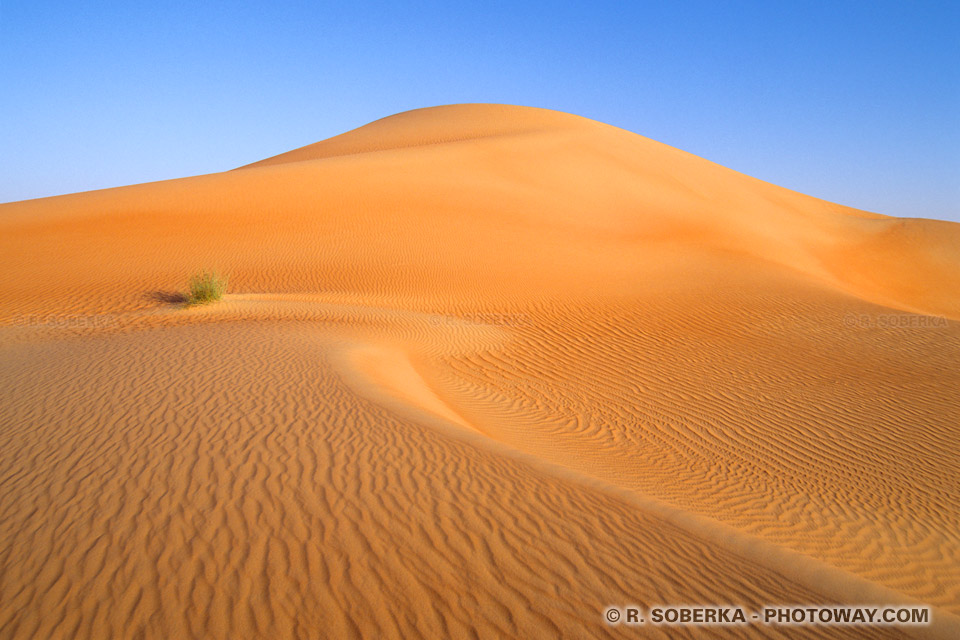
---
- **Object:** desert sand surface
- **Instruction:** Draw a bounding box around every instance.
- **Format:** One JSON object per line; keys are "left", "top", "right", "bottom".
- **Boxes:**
{"left": 1, "top": 104, "right": 958, "bottom": 639}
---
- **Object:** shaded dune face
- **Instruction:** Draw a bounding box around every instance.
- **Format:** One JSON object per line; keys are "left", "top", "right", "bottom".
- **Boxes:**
{"left": 241, "top": 103, "right": 960, "bottom": 321}
{"left": 1, "top": 104, "right": 959, "bottom": 639}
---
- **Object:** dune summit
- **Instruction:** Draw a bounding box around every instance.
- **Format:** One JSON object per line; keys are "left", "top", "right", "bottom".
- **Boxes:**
{"left": 1, "top": 104, "right": 958, "bottom": 639}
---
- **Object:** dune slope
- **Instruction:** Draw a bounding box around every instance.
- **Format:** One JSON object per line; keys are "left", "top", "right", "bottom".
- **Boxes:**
{"left": 1, "top": 104, "right": 959, "bottom": 639}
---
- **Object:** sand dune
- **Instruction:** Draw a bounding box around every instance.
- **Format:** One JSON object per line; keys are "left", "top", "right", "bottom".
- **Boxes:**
{"left": 1, "top": 104, "right": 958, "bottom": 638}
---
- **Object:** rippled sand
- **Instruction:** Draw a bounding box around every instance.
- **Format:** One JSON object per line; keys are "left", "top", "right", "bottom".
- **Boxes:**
{"left": 2, "top": 105, "right": 958, "bottom": 639}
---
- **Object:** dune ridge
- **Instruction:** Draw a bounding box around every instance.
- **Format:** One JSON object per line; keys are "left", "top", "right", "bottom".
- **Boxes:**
{"left": 1, "top": 104, "right": 959, "bottom": 639}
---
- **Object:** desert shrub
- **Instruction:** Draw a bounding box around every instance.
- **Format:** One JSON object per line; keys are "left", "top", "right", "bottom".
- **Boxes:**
{"left": 186, "top": 270, "right": 227, "bottom": 305}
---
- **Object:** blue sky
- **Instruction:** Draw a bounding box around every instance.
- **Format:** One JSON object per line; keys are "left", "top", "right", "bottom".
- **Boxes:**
{"left": 2, "top": 1, "right": 957, "bottom": 220}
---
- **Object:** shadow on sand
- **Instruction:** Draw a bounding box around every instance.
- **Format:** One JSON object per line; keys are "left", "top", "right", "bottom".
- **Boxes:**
{"left": 146, "top": 290, "right": 188, "bottom": 306}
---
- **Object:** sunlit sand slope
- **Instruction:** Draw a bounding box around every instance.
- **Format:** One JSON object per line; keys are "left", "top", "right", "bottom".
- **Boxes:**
{"left": 1, "top": 104, "right": 958, "bottom": 639}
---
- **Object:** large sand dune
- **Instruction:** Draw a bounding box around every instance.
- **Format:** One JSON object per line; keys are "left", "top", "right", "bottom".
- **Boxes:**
{"left": 1, "top": 104, "right": 958, "bottom": 638}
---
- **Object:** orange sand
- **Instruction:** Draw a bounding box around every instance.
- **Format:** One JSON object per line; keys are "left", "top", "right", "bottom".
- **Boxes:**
{"left": 1, "top": 104, "right": 958, "bottom": 639}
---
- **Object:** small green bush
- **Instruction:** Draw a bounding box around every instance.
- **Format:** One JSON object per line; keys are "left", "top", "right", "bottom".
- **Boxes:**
{"left": 186, "top": 270, "right": 227, "bottom": 305}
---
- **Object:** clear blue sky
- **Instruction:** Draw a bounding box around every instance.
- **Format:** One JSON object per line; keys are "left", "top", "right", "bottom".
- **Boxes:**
{"left": 2, "top": 1, "right": 958, "bottom": 220}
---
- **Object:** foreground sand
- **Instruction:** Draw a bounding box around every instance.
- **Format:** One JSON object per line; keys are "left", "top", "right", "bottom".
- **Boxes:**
{"left": 1, "top": 105, "right": 958, "bottom": 638}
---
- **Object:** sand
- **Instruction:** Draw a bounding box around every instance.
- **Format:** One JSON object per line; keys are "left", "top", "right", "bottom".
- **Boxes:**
{"left": 1, "top": 104, "right": 958, "bottom": 639}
